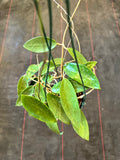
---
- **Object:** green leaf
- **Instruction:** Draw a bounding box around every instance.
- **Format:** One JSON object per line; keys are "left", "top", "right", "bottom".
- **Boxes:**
{"left": 68, "top": 48, "right": 87, "bottom": 64}
{"left": 26, "top": 61, "right": 43, "bottom": 80}
{"left": 23, "top": 36, "right": 57, "bottom": 53}
{"left": 16, "top": 86, "right": 34, "bottom": 106}
{"left": 52, "top": 81, "right": 61, "bottom": 94}
{"left": 34, "top": 83, "right": 45, "bottom": 103}
{"left": 64, "top": 63, "right": 100, "bottom": 89}
{"left": 17, "top": 75, "right": 28, "bottom": 95}
{"left": 85, "top": 61, "right": 97, "bottom": 70}
{"left": 46, "top": 122, "right": 63, "bottom": 135}
{"left": 60, "top": 78, "right": 81, "bottom": 128}
{"left": 72, "top": 110, "right": 89, "bottom": 141}
{"left": 52, "top": 79, "right": 87, "bottom": 94}
{"left": 47, "top": 93, "right": 70, "bottom": 124}
{"left": 16, "top": 96, "right": 22, "bottom": 107}
{"left": 68, "top": 78, "right": 88, "bottom": 93}
{"left": 21, "top": 95, "right": 56, "bottom": 123}
{"left": 42, "top": 58, "right": 62, "bottom": 75}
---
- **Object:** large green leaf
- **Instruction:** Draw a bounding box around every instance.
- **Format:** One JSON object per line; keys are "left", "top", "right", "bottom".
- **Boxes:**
{"left": 42, "top": 58, "right": 62, "bottom": 75}
{"left": 60, "top": 78, "right": 81, "bottom": 128}
{"left": 25, "top": 61, "right": 43, "bottom": 80}
{"left": 23, "top": 36, "right": 57, "bottom": 53}
{"left": 21, "top": 95, "right": 56, "bottom": 123}
{"left": 72, "top": 110, "right": 89, "bottom": 141}
{"left": 47, "top": 93, "right": 70, "bottom": 124}
{"left": 17, "top": 75, "right": 28, "bottom": 95}
{"left": 34, "top": 83, "right": 45, "bottom": 103}
{"left": 46, "top": 122, "right": 62, "bottom": 135}
{"left": 64, "top": 63, "right": 100, "bottom": 89}
{"left": 85, "top": 61, "right": 97, "bottom": 70}
{"left": 16, "top": 86, "right": 34, "bottom": 106}
{"left": 68, "top": 48, "right": 87, "bottom": 64}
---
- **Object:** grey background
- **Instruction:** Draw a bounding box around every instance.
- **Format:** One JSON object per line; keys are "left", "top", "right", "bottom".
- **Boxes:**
{"left": 0, "top": 0, "right": 120, "bottom": 159}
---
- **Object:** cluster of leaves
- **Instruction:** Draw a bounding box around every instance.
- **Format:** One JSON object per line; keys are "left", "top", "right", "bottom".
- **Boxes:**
{"left": 16, "top": 36, "right": 100, "bottom": 141}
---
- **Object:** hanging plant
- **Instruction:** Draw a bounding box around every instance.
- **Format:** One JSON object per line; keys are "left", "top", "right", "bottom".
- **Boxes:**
{"left": 16, "top": 0, "right": 100, "bottom": 141}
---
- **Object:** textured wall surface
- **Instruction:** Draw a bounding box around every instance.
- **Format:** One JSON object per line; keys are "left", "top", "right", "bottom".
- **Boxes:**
{"left": 0, "top": 0, "right": 120, "bottom": 160}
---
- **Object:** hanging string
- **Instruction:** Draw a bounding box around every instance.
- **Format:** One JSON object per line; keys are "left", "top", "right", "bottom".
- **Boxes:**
{"left": 0, "top": 0, "right": 13, "bottom": 63}
{"left": 65, "top": 0, "right": 86, "bottom": 108}
{"left": 111, "top": 0, "right": 120, "bottom": 36}
{"left": 86, "top": 1, "right": 106, "bottom": 160}
{"left": 60, "top": 1, "right": 64, "bottom": 159}
{"left": 20, "top": 8, "right": 36, "bottom": 160}
{"left": 33, "top": 0, "right": 58, "bottom": 98}
{"left": 44, "top": 0, "right": 53, "bottom": 98}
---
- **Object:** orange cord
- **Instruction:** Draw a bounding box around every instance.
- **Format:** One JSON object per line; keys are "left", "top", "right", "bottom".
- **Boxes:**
{"left": 112, "top": 0, "right": 120, "bottom": 36}
{"left": 0, "top": 0, "right": 13, "bottom": 63}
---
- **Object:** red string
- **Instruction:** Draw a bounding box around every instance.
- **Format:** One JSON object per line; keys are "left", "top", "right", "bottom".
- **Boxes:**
{"left": 111, "top": 0, "right": 120, "bottom": 36}
{"left": 0, "top": 0, "right": 13, "bottom": 64}
{"left": 20, "top": 110, "right": 26, "bottom": 160}
{"left": 20, "top": 8, "right": 36, "bottom": 160}
{"left": 61, "top": 122, "right": 64, "bottom": 160}
{"left": 86, "top": 1, "right": 106, "bottom": 160}
{"left": 60, "top": 0, "right": 64, "bottom": 160}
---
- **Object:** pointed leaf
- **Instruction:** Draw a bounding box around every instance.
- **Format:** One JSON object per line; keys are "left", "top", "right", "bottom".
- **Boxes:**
{"left": 85, "top": 61, "right": 97, "bottom": 70}
{"left": 46, "top": 122, "right": 63, "bottom": 135}
{"left": 72, "top": 110, "right": 89, "bottom": 141}
{"left": 64, "top": 63, "right": 100, "bottom": 89}
{"left": 47, "top": 93, "right": 70, "bottom": 124}
{"left": 16, "top": 96, "right": 22, "bottom": 106}
{"left": 21, "top": 95, "right": 56, "bottom": 123}
{"left": 17, "top": 75, "right": 28, "bottom": 95}
{"left": 35, "top": 83, "right": 45, "bottom": 103}
{"left": 60, "top": 78, "right": 81, "bottom": 128}
{"left": 23, "top": 36, "right": 57, "bottom": 53}
{"left": 16, "top": 86, "right": 34, "bottom": 106}
{"left": 68, "top": 48, "right": 87, "bottom": 64}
